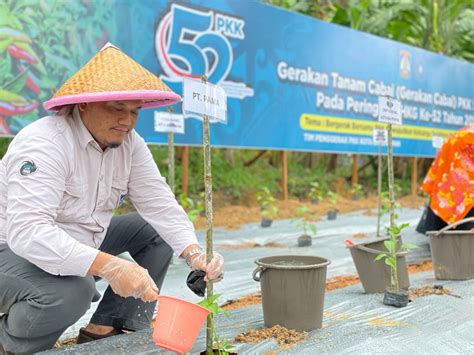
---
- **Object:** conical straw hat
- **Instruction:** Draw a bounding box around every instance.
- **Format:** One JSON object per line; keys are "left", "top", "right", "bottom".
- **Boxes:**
{"left": 44, "top": 43, "right": 180, "bottom": 111}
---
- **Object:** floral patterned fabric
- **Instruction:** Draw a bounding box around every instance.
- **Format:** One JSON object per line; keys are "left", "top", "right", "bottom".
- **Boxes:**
{"left": 421, "top": 126, "right": 474, "bottom": 224}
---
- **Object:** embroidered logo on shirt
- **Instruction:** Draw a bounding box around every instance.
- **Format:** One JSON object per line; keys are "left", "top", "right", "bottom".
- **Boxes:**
{"left": 19, "top": 160, "right": 37, "bottom": 176}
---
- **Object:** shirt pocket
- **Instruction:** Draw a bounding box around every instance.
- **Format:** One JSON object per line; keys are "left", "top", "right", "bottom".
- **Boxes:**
{"left": 57, "top": 182, "right": 85, "bottom": 220}
{"left": 106, "top": 178, "right": 128, "bottom": 210}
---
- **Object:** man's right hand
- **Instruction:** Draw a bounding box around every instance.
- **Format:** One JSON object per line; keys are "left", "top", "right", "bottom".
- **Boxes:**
{"left": 90, "top": 252, "right": 158, "bottom": 302}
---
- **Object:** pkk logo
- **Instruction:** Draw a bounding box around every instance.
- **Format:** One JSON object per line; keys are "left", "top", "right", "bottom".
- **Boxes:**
{"left": 155, "top": 4, "right": 254, "bottom": 100}
{"left": 20, "top": 160, "right": 37, "bottom": 176}
{"left": 399, "top": 50, "right": 411, "bottom": 79}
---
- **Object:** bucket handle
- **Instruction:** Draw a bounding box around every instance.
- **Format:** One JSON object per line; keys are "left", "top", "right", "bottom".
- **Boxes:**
{"left": 252, "top": 266, "right": 266, "bottom": 282}
{"left": 430, "top": 216, "right": 474, "bottom": 236}
{"left": 353, "top": 244, "right": 408, "bottom": 256}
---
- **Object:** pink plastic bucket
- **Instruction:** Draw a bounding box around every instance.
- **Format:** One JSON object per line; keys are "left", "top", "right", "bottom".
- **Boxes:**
{"left": 153, "top": 295, "right": 210, "bottom": 353}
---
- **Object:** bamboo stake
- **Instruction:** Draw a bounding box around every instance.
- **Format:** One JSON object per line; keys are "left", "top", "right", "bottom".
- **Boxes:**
{"left": 167, "top": 107, "right": 175, "bottom": 195}
{"left": 181, "top": 146, "right": 189, "bottom": 195}
{"left": 200, "top": 75, "right": 214, "bottom": 353}
{"left": 386, "top": 123, "right": 399, "bottom": 289}
{"left": 411, "top": 157, "right": 418, "bottom": 196}
{"left": 387, "top": 124, "right": 395, "bottom": 229}
{"left": 281, "top": 150, "right": 288, "bottom": 200}
{"left": 351, "top": 154, "right": 358, "bottom": 186}
{"left": 376, "top": 145, "right": 382, "bottom": 237}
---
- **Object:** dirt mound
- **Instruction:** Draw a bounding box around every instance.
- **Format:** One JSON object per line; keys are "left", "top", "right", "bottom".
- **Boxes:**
{"left": 194, "top": 194, "right": 427, "bottom": 230}
{"left": 235, "top": 324, "right": 306, "bottom": 348}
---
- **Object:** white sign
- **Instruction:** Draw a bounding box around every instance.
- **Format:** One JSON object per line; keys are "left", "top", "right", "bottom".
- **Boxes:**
{"left": 432, "top": 135, "right": 444, "bottom": 149}
{"left": 378, "top": 96, "right": 402, "bottom": 125}
{"left": 373, "top": 129, "right": 388, "bottom": 145}
{"left": 154, "top": 111, "right": 185, "bottom": 134}
{"left": 182, "top": 78, "right": 227, "bottom": 123}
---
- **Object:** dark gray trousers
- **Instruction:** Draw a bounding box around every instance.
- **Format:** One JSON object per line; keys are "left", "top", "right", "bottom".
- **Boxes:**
{"left": 0, "top": 213, "right": 173, "bottom": 353}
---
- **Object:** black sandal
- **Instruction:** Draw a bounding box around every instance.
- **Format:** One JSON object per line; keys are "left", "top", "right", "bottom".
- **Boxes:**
{"left": 76, "top": 327, "right": 125, "bottom": 344}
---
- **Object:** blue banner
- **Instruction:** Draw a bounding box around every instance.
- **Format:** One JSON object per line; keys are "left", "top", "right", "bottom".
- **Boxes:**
{"left": 2, "top": 0, "right": 474, "bottom": 157}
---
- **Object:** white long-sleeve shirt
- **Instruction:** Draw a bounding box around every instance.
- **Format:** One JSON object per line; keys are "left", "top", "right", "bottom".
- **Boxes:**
{"left": 0, "top": 106, "right": 198, "bottom": 276}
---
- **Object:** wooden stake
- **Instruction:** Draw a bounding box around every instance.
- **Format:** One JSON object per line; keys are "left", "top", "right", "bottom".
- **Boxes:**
{"left": 200, "top": 75, "right": 214, "bottom": 354}
{"left": 411, "top": 156, "right": 418, "bottom": 196}
{"left": 387, "top": 123, "right": 400, "bottom": 289}
{"left": 167, "top": 107, "right": 175, "bottom": 195}
{"left": 376, "top": 146, "right": 383, "bottom": 237}
{"left": 387, "top": 124, "right": 395, "bottom": 229}
{"left": 351, "top": 154, "right": 358, "bottom": 186}
{"left": 167, "top": 133, "right": 175, "bottom": 194}
{"left": 281, "top": 150, "right": 288, "bottom": 201}
{"left": 181, "top": 146, "right": 189, "bottom": 195}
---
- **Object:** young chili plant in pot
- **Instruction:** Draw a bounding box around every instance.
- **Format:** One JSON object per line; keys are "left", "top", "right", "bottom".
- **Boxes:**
{"left": 198, "top": 293, "right": 236, "bottom": 354}
{"left": 291, "top": 205, "right": 317, "bottom": 247}
{"left": 307, "top": 181, "right": 325, "bottom": 205}
{"left": 350, "top": 183, "right": 364, "bottom": 200}
{"left": 326, "top": 191, "right": 338, "bottom": 220}
{"left": 256, "top": 187, "right": 278, "bottom": 227}
{"left": 374, "top": 222, "right": 417, "bottom": 307}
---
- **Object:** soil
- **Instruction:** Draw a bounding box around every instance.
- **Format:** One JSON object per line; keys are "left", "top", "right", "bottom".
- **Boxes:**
{"left": 409, "top": 285, "right": 461, "bottom": 300}
{"left": 54, "top": 338, "right": 77, "bottom": 348}
{"left": 352, "top": 233, "right": 369, "bottom": 239}
{"left": 234, "top": 324, "right": 307, "bottom": 349}
{"left": 194, "top": 194, "right": 426, "bottom": 231}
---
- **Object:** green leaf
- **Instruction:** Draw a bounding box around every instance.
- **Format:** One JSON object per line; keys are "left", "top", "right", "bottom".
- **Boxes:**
{"left": 374, "top": 253, "right": 387, "bottom": 261}
{"left": 331, "top": 5, "right": 350, "bottom": 26}
{"left": 384, "top": 240, "right": 396, "bottom": 253}
{"left": 384, "top": 257, "right": 396, "bottom": 269}
{"left": 399, "top": 223, "right": 409, "bottom": 230}
{"left": 308, "top": 224, "right": 317, "bottom": 235}
{"left": 187, "top": 210, "right": 198, "bottom": 222}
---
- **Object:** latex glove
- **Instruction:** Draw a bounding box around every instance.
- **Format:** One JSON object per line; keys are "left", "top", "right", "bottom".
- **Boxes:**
{"left": 97, "top": 257, "right": 158, "bottom": 302}
{"left": 188, "top": 251, "right": 224, "bottom": 282}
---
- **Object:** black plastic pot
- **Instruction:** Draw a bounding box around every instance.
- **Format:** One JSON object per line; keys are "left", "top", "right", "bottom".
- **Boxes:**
{"left": 200, "top": 349, "right": 237, "bottom": 355}
{"left": 383, "top": 287, "right": 409, "bottom": 308}
{"left": 297, "top": 234, "right": 312, "bottom": 247}
{"left": 261, "top": 218, "right": 273, "bottom": 227}
{"left": 327, "top": 210, "right": 337, "bottom": 220}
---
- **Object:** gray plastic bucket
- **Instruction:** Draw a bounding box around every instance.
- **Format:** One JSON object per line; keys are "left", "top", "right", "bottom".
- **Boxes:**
{"left": 348, "top": 238, "right": 409, "bottom": 293}
{"left": 252, "top": 255, "right": 330, "bottom": 332}
{"left": 427, "top": 217, "right": 474, "bottom": 280}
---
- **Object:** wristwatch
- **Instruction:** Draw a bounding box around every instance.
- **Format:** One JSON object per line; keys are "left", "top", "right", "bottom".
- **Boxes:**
{"left": 184, "top": 247, "right": 204, "bottom": 268}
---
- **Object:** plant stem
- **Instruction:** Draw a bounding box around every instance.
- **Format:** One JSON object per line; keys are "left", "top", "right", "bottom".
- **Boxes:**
{"left": 201, "top": 75, "right": 215, "bottom": 353}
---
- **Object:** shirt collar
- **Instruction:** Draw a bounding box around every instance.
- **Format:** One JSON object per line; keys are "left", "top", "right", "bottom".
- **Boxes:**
{"left": 72, "top": 105, "right": 101, "bottom": 151}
